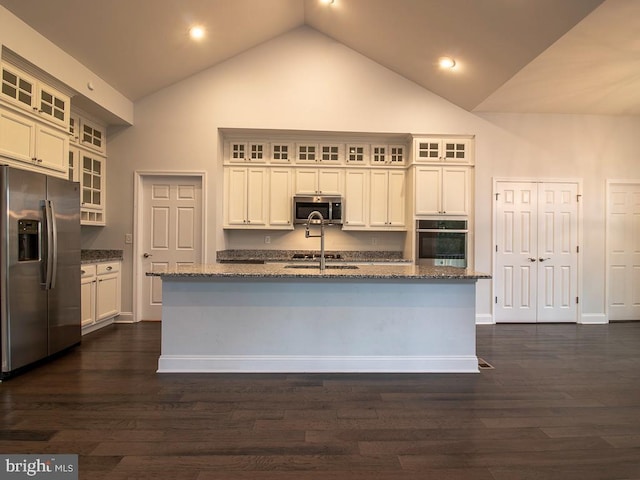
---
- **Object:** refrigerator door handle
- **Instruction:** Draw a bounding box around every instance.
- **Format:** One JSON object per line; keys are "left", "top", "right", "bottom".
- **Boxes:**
{"left": 43, "top": 200, "right": 58, "bottom": 290}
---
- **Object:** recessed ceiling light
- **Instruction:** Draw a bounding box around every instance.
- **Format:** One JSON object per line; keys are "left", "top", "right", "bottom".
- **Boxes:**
{"left": 438, "top": 57, "right": 456, "bottom": 70}
{"left": 320, "top": 0, "right": 335, "bottom": 5}
{"left": 189, "top": 25, "right": 205, "bottom": 41}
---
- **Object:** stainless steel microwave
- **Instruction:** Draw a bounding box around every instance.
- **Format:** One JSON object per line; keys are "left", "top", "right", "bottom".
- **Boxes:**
{"left": 293, "top": 195, "right": 343, "bottom": 225}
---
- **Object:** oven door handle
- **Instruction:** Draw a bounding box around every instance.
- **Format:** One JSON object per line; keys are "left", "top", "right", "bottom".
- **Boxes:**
{"left": 416, "top": 229, "right": 468, "bottom": 233}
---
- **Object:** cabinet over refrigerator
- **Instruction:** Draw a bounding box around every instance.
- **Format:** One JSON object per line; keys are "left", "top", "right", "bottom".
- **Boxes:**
{"left": 1, "top": 165, "right": 81, "bottom": 379}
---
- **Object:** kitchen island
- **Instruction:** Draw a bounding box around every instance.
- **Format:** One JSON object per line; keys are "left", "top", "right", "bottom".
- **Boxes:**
{"left": 148, "top": 263, "right": 490, "bottom": 374}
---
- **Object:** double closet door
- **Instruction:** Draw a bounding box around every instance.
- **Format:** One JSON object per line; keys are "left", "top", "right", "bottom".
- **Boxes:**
{"left": 495, "top": 181, "right": 580, "bottom": 323}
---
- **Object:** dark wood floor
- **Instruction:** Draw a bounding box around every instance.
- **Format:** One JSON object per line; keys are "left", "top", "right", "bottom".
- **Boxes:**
{"left": 2, "top": 322, "right": 640, "bottom": 480}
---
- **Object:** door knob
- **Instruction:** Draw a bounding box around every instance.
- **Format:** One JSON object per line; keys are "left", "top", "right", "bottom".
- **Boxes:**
{"left": 538, "top": 257, "right": 551, "bottom": 262}
{"left": 143, "top": 253, "right": 152, "bottom": 258}
{"left": 528, "top": 257, "right": 537, "bottom": 262}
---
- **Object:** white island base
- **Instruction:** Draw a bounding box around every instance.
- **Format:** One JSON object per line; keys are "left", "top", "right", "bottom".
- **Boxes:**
{"left": 157, "top": 276, "right": 479, "bottom": 373}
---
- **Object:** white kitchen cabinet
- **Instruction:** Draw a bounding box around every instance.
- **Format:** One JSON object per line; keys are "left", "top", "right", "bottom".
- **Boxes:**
{"left": 96, "top": 262, "right": 121, "bottom": 321}
{"left": 371, "top": 144, "right": 406, "bottom": 166}
{"left": 80, "top": 117, "right": 106, "bottom": 154}
{"left": 370, "top": 170, "right": 405, "bottom": 228}
{"left": 270, "top": 142, "right": 294, "bottom": 163}
{"left": 80, "top": 264, "right": 97, "bottom": 327}
{"left": 0, "top": 108, "right": 34, "bottom": 163}
{"left": 413, "top": 137, "right": 472, "bottom": 164}
{"left": 295, "top": 168, "right": 343, "bottom": 195}
{"left": 80, "top": 150, "right": 106, "bottom": 225}
{"left": 268, "top": 167, "right": 294, "bottom": 228}
{"left": 415, "top": 166, "right": 470, "bottom": 216}
{"left": 1, "top": 62, "right": 70, "bottom": 129}
{"left": 295, "top": 143, "right": 344, "bottom": 165}
{"left": 344, "top": 169, "right": 369, "bottom": 228}
{"left": 81, "top": 261, "right": 121, "bottom": 334}
{"left": 225, "top": 141, "right": 268, "bottom": 163}
{"left": 345, "top": 144, "right": 369, "bottom": 165}
{"left": 0, "top": 107, "right": 68, "bottom": 177}
{"left": 34, "top": 122, "right": 68, "bottom": 173}
{"left": 224, "top": 166, "right": 268, "bottom": 227}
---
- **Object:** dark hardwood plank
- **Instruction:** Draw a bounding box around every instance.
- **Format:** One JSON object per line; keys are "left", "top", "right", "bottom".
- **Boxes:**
{"left": 1, "top": 321, "right": 640, "bottom": 479}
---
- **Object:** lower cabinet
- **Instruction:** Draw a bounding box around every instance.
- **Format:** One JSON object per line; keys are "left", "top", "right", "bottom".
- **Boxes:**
{"left": 81, "top": 261, "right": 121, "bottom": 334}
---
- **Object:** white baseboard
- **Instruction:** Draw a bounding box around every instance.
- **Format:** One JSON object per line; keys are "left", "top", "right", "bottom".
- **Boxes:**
{"left": 476, "top": 314, "right": 494, "bottom": 325}
{"left": 114, "top": 312, "right": 134, "bottom": 323}
{"left": 157, "top": 355, "right": 480, "bottom": 374}
{"left": 580, "top": 313, "right": 608, "bottom": 324}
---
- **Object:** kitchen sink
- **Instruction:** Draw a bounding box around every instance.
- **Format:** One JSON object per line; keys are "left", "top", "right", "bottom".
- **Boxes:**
{"left": 284, "top": 264, "right": 359, "bottom": 270}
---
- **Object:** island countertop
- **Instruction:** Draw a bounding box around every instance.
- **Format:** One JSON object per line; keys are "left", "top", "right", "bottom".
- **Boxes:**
{"left": 147, "top": 263, "right": 491, "bottom": 280}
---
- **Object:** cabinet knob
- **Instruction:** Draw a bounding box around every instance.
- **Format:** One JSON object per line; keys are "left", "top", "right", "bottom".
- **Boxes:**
{"left": 106, "top": 266, "right": 113, "bottom": 271}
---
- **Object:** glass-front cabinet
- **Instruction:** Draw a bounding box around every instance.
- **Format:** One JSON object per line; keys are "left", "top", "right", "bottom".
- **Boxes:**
{"left": 80, "top": 151, "right": 106, "bottom": 225}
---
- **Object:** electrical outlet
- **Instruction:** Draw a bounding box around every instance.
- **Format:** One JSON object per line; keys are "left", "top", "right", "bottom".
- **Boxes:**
{"left": 264, "top": 235, "right": 271, "bottom": 244}
{"left": 125, "top": 233, "right": 133, "bottom": 244}
{"left": 371, "top": 236, "right": 378, "bottom": 245}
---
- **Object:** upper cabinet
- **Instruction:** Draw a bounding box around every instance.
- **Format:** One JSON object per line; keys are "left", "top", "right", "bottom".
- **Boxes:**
{"left": 413, "top": 137, "right": 473, "bottom": 165}
{"left": 371, "top": 144, "right": 406, "bottom": 166}
{"left": 80, "top": 118, "right": 106, "bottom": 154}
{"left": 68, "top": 110, "right": 109, "bottom": 225}
{"left": 414, "top": 166, "right": 470, "bottom": 216}
{"left": 221, "top": 130, "right": 473, "bottom": 230}
{"left": 1, "top": 62, "right": 71, "bottom": 178}
{"left": 1, "top": 62, "right": 69, "bottom": 129}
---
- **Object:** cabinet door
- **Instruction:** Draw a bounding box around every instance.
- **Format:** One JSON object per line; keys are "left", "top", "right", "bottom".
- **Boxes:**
{"left": 96, "top": 273, "right": 120, "bottom": 321}
{"left": 268, "top": 168, "right": 293, "bottom": 227}
{"left": 225, "top": 167, "right": 249, "bottom": 225}
{"left": 80, "top": 119, "right": 106, "bottom": 154}
{"left": 344, "top": 170, "right": 368, "bottom": 228}
{"left": 295, "top": 169, "right": 319, "bottom": 194}
{"left": 317, "top": 169, "right": 343, "bottom": 194}
{"left": 414, "top": 138, "right": 442, "bottom": 162}
{"left": 0, "top": 109, "right": 34, "bottom": 162}
{"left": 369, "top": 170, "right": 390, "bottom": 227}
{"left": 442, "top": 167, "right": 469, "bottom": 215}
{"left": 81, "top": 152, "right": 104, "bottom": 209}
{"left": 34, "top": 123, "right": 68, "bottom": 173}
{"left": 246, "top": 168, "right": 267, "bottom": 226}
{"left": 387, "top": 170, "right": 405, "bottom": 226}
{"left": 80, "top": 276, "right": 96, "bottom": 327}
{"left": 443, "top": 139, "right": 471, "bottom": 164}
{"left": 68, "top": 147, "right": 79, "bottom": 182}
{"left": 1, "top": 63, "right": 36, "bottom": 110}
{"left": 415, "top": 167, "right": 442, "bottom": 215}
{"left": 37, "top": 84, "right": 69, "bottom": 128}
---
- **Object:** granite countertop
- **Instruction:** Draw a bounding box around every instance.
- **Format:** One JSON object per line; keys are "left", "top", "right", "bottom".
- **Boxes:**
{"left": 147, "top": 262, "right": 491, "bottom": 280}
{"left": 216, "top": 249, "right": 411, "bottom": 263}
{"left": 81, "top": 249, "right": 124, "bottom": 264}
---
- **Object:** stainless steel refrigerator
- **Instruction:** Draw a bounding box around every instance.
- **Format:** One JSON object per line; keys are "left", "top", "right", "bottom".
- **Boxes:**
{"left": 1, "top": 165, "right": 81, "bottom": 379}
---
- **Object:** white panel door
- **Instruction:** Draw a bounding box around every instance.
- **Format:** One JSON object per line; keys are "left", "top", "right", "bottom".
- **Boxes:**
{"left": 536, "top": 183, "right": 579, "bottom": 322}
{"left": 495, "top": 182, "right": 538, "bottom": 323}
{"left": 140, "top": 176, "right": 203, "bottom": 320}
{"left": 495, "top": 181, "right": 579, "bottom": 323}
{"left": 608, "top": 183, "right": 640, "bottom": 320}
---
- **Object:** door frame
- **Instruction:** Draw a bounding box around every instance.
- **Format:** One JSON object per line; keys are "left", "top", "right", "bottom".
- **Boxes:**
{"left": 133, "top": 170, "right": 207, "bottom": 322}
{"left": 492, "top": 177, "right": 583, "bottom": 324}
{"left": 605, "top": 179, "right": 640, "bottom": 323}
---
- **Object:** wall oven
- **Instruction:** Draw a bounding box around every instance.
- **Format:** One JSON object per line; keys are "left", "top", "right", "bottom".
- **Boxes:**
{"left": 293, "top": 195, "right": 343, "bottom": 225}
{"left": 416, "top": 219, "right": 468, "bottom": 267}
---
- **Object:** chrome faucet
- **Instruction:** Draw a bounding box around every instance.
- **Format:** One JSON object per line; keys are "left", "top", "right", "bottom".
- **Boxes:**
{"left": 305, "top": 210, "right": 326, "bottom": 271}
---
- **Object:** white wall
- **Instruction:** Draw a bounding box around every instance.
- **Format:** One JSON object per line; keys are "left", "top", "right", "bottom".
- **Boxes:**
{"left": 87, "top": 26, "right": 640, "bottom": 320}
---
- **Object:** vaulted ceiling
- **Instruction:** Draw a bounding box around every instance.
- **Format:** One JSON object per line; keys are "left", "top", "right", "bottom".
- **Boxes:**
{"left": 1, "top": 0, "right": 638, "bottom": 116}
